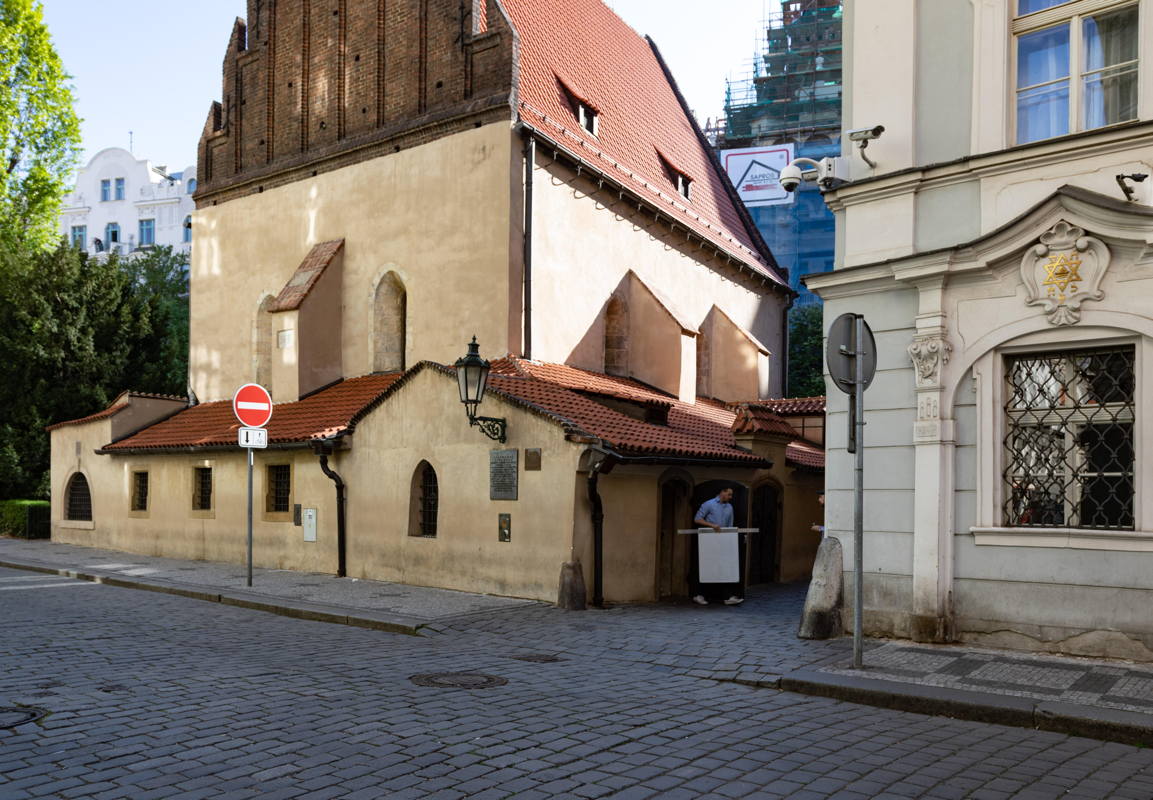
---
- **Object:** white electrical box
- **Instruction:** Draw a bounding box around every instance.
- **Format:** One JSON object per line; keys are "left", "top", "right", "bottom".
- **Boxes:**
{"left": 302, "top": 508, "right": 317, "bottom": 542}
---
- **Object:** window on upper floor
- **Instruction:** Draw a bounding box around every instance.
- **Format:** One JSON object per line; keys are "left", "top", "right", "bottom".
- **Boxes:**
{"left": 1014, "top": 1, "right": 1139, "bottom": 144}
{"left": 577, "top": 102, "right": 599, "bottom": 136}
{"left": 187, "top": 178, "right": 197, "bottom": 194}
{"left": 1003, "top": 345, "right": 1135, "bottom": 530}
{"left": 114, "top": 177, "right": 125, "bottom": 200}
{"left": 183, "top": 215, "right": 192, "bottom": 243}
{"left": 139, "top": 218, "right": 155, "bottom": 247}
{"left": 100, "top": 179, "right": 111, "bottom": 202}
{"left": 70, "top": 225, "right": 86, "bottom": 250}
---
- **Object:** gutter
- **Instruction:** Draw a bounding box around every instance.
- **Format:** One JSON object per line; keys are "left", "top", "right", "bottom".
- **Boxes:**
{"left": 313, "top": 440, "right": 348, "bottom": 579}
{"left": 522, "top": 130, "right": 535, "bottom": 359}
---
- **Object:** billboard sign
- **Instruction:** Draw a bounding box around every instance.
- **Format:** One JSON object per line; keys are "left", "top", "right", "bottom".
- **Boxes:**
{"left": 721, "top": 144, "right": 795, "bottom": 207}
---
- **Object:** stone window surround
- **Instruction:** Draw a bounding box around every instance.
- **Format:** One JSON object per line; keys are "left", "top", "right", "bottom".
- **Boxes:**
{"left": 191, "top": 460, "right": 215, "bottom": 520}
{"left": 972, "top": 0, "right": 1152, "bottom": 156}
{"left": 970, "top": 326, "right": 1153, "bottom": 550}
{"left": 128, "top": 467, "right": 150, "bottom": 519}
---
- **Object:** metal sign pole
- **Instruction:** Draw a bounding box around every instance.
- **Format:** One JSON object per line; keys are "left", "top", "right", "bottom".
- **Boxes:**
{"left": 247, "top": 447, "right": 254, "bottom": 588}
{"left": 853, "top": 314, "right": 866, "bottom": 669}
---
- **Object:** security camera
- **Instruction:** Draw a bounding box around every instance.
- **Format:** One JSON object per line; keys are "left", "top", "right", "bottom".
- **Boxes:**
{"left": 847, "top": 125, "right": 885, "bottom": 142}
{"left": 779, "top": 163, "right": 804, "bottom": 193}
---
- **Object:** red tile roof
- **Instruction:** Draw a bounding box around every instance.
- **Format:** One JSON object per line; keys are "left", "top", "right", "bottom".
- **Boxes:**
{"left": 730, "top": 405, "right": 799, "bottom": 438}
{"left": 269, "top": 240, "right": 344, "bottom": 312}
{"left": 786, "top": 440, "right": 825, "bottom": 470}
{"left": 46, "top": 403, "right": 128, "bottom": 432}
{"left": 749, "top": 396, "right": 826, "bottom": 416}
{"left": 502, "top": 0, "right": 786, "bottom": 289}
{"left": 101, "top": 373, "right": 402, "bottom": 452}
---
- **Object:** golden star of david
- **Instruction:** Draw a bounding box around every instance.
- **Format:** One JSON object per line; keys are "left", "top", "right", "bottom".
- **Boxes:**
{"left": 1042, "top": 253, "right": 1082, "bottom": 295}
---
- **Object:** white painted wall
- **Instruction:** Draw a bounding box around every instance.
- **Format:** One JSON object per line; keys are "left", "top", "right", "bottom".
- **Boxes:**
{"left": 59, "top": 147, "right": 196, "bottom": 256}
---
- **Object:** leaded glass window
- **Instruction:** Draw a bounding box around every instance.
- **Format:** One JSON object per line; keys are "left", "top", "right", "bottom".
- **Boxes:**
{"left": 1003, "top": 346, "right": 1135, "bottom": 530}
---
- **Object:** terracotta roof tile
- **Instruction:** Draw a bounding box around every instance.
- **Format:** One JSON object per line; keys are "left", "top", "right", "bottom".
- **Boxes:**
{"left": 46, "top": 403, "right": 128, "bottom": 432}
{"left": 786, "top": 440, "right": 825, "bottom": 470}
{"left": 269, "top": 239, "right": 344, "bottom": 312}
{"left": 747, "top": 396, "right": 826, "bottom": 416}
{"left": 502, "top": 0, "right": 786, "bottom": 288}
{"left": 102, "top": 372, "right": 401, "bottom": 451}
{"left": 730, "top": 405, "right": 798, "bottom": 438}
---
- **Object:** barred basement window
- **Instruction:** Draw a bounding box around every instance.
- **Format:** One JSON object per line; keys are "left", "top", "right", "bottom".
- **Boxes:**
{"left": 65, "top": 473, "right": 92, "bottom": 521}
{"left": 1003, "top": 345, "right": 1135, "bottom": 530}
{"left": 131, "top": 471, "right": 149, "bottom": 512}
{"left": 266, "top": 465, "right": 291, "bottom": 513}
{"left": 193, "top": 467, "right": 213, "bottom": 511}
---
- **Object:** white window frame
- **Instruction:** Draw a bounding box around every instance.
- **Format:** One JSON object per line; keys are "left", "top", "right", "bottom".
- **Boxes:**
{"left": 971, "top": 328, "right": 1153, "bottom": 550}
{"left": 114, "top": 177, "right": 125, "bottom": 201}
{"left": 100, "top": 179, "right": 111, "bottom": 202}
{"left": 139, "top": 218, "right": 155, "bottom": 246}
{"left": 1011, "top": 0, "right": 1142, "bottom": 144}
{"left": 577, "top": 102, "right": 598, "bottom": 137}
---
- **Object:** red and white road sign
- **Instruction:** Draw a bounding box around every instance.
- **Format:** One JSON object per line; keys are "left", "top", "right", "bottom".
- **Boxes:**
{"left": 233, "top": 383, "right": 273, "bottom": 428}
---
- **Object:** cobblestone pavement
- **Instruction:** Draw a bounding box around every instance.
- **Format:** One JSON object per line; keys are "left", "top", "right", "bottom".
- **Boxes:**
{"left": 4, "top": 567, "right": 1153, "bottom": 799}
{"left": 823, "top": 641, "right": 1153, "bottom": 716}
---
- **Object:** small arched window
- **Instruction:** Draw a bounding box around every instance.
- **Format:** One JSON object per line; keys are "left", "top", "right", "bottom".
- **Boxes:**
{"left": 604, "top": 294, "right": 629, "bottom": 376}
{"left": 187, "top": 178, "right": 197, "bottom": 194}
{"left": 409, "top": 461, "right": 439, "bottom": 538}
{"left": 373, "top": 271, "right": 406, "bottom": 372}
{"left": 65, "top": 473, "right": 92, "bottom": 521}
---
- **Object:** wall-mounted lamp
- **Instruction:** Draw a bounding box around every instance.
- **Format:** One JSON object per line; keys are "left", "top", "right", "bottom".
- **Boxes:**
{"left": 454, "top": 336, "right": 507, "bottom": 443}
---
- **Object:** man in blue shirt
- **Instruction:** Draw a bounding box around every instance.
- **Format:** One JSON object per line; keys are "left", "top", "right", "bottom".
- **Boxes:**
{"left": 691, "top": 487, "right": 743, "bottom": 606}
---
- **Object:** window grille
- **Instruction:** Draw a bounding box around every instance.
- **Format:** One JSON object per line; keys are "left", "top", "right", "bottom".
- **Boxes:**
{"left": 1003, "top": 346, "right": 1135, "bottom": 530}
{"left": 419, "top": 464, "right": 439, "bottom": 537}
{"left": 266, "top": 465, "right": 291, "bottom": 513}
{"left": 131, "top": 472, "right": 149, "bottom": 512}
{"left": 65, "top": 474, "right": 92, "bottom": 521}
{"left": 193, "top": 467, "right": 212, "bottom": 510}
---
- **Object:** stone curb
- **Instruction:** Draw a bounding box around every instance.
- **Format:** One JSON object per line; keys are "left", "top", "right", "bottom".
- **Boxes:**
{"left": 780, "top": 668, "right": 1153, "bottom": 748}
{"left": 0, "top": 557, "right": 425, "bottom": 636}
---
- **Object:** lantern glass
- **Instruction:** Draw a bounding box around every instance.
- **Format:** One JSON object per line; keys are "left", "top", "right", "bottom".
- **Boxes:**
{"left": 454, "top": 337, "right": 491, "bottom": 412}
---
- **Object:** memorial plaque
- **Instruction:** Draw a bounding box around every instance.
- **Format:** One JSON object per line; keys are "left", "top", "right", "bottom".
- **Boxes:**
{"left": 524, "top": 448, "right": 542, "bottom": 471}
{"left": 498, "top": 513, "right": 511, "bottom": 542}
{"left": 489, "top": 449, "right": 518, "bottom": 500}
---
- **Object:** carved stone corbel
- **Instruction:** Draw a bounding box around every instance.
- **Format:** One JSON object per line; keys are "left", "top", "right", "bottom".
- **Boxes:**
{"left": 908, "top": 334, "right": 952, "bottom": 390}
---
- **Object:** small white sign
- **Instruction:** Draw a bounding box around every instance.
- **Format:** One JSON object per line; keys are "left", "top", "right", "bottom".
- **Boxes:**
{"left": 302, "top": 508, "right": 317, "bottom": 542}
{"left": 721, "top": 144, "right": 795, "bottom": 207}
{"left": 239, "top": 427, "right": 268, "bottom": 449}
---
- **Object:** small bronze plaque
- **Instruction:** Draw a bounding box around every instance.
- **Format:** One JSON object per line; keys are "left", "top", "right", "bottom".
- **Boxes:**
{"left": 498, "top": 513, "right": 511, "bottom": 542}
{"left": 524, "top": 448, "right": 542, "bottom": 471}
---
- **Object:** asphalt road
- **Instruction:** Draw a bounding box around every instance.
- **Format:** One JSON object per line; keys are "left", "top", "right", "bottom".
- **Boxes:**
{"left": 2, "top": 566, "right": 1153, "bottom": 799}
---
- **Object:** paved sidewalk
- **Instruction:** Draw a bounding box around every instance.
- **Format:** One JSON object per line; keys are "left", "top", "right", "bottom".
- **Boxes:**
{"left": 0, "top": 537, "right": 538, "bottom": 633}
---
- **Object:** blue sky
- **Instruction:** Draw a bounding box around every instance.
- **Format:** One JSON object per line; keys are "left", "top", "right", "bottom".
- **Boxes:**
{"left": 43, "top": 0, "right": 769, "bottom": 172}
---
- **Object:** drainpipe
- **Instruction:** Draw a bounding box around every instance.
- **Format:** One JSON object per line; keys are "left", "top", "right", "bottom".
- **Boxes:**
{"left": 313, "top": 440, "right": 347, "bottom": 578}
{"left": 522, "top": 132, "right": 535, "bottom": 359}
{"left": 587, "top": 457, "right": 606, "bottom": 608}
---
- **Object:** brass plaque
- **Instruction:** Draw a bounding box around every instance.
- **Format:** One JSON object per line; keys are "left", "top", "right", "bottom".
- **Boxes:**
{"left": 524, "top": 448, "right": 542, "bottom": 471}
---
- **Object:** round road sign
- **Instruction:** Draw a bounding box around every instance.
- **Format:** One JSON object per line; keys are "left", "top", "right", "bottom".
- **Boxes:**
{"left": 826, "top": 313, "right": 877, "bottom": 395}
{"left": 233, "top": 383, "right": 273, "bottom": 428}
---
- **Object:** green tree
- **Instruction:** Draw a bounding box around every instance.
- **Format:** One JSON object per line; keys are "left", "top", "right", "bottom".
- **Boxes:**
{"left": 0, "top": 0, "right": 81, "bottom": 248}
{"left": 121, "top": 245, "right": 190, "bottom": 396}
{"left": 787, "top": 303, "right": 825, "bottom": 398}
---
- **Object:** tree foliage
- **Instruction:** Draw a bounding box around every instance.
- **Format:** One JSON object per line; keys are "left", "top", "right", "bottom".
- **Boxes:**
{"left": 0, "top": 0, "right": 81, "bottom": 247}
{"left": 787, "top": 303, "right": 825, "bottom": 398}
{"left": 0, "top": 244, "right": 189, "bottom": 498}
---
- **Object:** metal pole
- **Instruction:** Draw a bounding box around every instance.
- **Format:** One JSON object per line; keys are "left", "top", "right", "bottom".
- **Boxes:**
{"left": 247, "top": 447, "right": 254, "bottom": 588}
{"left": 853, "top": 315, "right": 866, "bottom": 669}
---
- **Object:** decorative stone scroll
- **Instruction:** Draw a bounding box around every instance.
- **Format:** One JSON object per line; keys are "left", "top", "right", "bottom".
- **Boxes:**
{"left": 908, "top": 335, "right": 952, "bottom": 389}
{"left": 1020, "top": 221, "right": 1110, "bottom": 326}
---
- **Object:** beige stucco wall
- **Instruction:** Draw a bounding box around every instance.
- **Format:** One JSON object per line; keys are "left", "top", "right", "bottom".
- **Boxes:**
{"left": 340, "top": 367, "right": 586, "bottom": 602}
{"left": 52, "top": 427, "right": 337, "bottom": 572}
{"left": 190, "top": 121, "right": 514, "bottom": 403}
{"left": 529, "top": 154, "right": 787, "bottom": 398}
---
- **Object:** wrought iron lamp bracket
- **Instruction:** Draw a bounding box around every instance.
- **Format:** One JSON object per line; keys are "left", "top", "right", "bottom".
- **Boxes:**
{"left": 469, "top": 413, "right": 507, "bottom": 443}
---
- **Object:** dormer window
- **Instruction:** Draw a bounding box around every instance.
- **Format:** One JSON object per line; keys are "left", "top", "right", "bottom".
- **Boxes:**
{"left": 675, "top": 172, "right": 692, "bottom": 201}
{"left": 577, "top": 102, "right": 598, "bottom": 136}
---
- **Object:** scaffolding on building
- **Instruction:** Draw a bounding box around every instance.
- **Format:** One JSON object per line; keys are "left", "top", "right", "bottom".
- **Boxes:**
{"left": 722, "top": 0, "right": 843, "bottom": 146}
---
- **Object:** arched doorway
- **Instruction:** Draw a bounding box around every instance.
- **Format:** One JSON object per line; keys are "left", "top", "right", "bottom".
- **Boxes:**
{"left": 749, "top": 483, "right": 780, "bottom": 584}
{"left": 657, "top": 474, "right": 693, "bottom": 599}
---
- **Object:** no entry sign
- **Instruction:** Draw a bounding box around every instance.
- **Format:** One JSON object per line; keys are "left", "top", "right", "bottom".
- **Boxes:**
{"left": 233, "top": 383, "right": 273, "bottom": 428}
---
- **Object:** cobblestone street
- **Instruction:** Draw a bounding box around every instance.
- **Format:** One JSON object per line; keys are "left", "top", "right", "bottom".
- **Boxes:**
{"left": 4, "top": 566, "right": 1153, "bottom": 799}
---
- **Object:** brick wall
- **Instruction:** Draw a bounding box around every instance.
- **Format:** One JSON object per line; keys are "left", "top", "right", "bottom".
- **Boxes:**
{"left": 197, "top": 0, "right": 515, "bottom": 207}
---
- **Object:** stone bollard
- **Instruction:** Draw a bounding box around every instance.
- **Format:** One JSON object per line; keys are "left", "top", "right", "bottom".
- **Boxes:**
{"left": 798, "top": 536, "right": 844, "bottom": 639}
{"left": 557, "top": 561, "right": 587, "bottom": 611}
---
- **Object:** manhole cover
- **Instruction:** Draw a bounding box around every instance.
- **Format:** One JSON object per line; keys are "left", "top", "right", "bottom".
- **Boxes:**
{"left": 409, "top": 672, "right": 508, "bottom": 689}
{"left": 508, "top": 654, "right": 564, "bottom": 663}
{"left": 0, "top": 707, "right": 46, "bottom": 729}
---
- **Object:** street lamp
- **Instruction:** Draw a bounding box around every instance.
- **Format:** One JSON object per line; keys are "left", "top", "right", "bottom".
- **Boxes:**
{"left": 454, "top": 336, "right": 507, "bottom": 443}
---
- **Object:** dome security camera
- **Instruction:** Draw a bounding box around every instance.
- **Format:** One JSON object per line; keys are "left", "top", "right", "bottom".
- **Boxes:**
{"left": 779, "top": 163, "right": 804, "bottom": 192}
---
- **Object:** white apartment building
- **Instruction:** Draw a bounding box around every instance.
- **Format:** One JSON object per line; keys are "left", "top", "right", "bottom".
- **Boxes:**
{"left": 809, "top": 0, "right": 1153, "bottom": 660}
{"left": 59, "top": 147, "right": 197, "bottom": 255}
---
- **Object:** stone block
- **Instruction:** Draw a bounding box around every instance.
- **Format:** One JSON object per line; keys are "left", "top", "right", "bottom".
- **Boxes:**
{"left": 798, "top": 537, "right": 844, "bottom": 640}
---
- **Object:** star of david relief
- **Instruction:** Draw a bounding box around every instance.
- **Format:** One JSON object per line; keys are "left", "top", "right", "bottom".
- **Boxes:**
{"left": 1020, "top": 221, "right": 1110, "bottom": 326}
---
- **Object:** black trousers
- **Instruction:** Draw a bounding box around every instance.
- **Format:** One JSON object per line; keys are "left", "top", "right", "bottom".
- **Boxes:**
{"left": 688, "top": 532, "right": 746, "bottom": 600}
